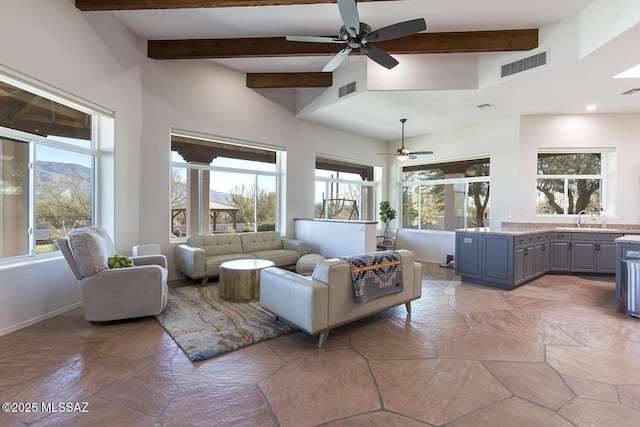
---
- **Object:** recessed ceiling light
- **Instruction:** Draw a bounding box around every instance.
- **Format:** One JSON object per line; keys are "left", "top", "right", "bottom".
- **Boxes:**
{"left": 586, "top": 105, "right": 597, "bottom": 111}
{"left": 614, "top": 64, "right": 640, "bottom": 78}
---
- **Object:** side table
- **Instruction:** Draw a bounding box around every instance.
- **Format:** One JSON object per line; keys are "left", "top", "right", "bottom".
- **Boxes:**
{"left": 219, "top": 259, "right": 275, "bottom": 302}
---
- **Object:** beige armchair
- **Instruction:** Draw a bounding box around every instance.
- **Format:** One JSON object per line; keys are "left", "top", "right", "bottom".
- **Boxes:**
{"left": 57, "top": 226, "right": 168, "bottom": 322}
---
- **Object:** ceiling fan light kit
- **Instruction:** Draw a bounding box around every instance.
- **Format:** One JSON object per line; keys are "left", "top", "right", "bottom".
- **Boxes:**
{"left": 378, "top": 118, "right": 434, "bottom": 162}
{"left": 286, "top": 0, "right": 426, "bottom": 72}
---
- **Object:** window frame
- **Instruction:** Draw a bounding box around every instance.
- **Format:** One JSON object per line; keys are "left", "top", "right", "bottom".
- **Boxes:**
{"left": 314, "top": 156, "right": 378, "bottom": 221}
{"left": 170, "top": 134, "right": 282, "bottom": 237}
{"left": 0, "top": 124, "right": 99, "bottom": 263}
{"left": 398, "top": 158, "right": 491, "bottom": 231}
{"left": 0, "top": 67, "right": 108, "bottom": 265}
{"left": 535, "top": 150, "right": 609, "bottom": 217}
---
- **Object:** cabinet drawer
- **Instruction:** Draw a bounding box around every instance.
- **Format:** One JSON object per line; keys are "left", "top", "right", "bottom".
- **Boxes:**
{"left": 623, "top": 248, "right": 640, "bottom": 260}
{"left": 536, "top": 233, "right": 550, "bottom": 241}
{"left": 515, "top": 233, "right": 549, "bottom": 247}
{"left": 515, "top": 235, "right": 535, "bottom": 247}
{"left": 550, "top": 232, "right": 570, "bottom": 240}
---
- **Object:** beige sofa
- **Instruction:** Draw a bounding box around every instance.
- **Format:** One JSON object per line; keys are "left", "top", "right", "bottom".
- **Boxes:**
{"left": 259, "top": 249, "right": 422, "bottom": 347}
{"left": 175, "top": 231, "right": 308, "bottom": 284}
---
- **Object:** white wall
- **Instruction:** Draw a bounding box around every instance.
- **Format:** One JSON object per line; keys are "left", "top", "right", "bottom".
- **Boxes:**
{"left": 0, "top": 0, "right": 144, "bottom": 335}
{"left": 390, "top": 113, "right": 640, "bottom": 264}
{"left": 137, "top": 58, "right": 386, "bottom": 278}
{"left": 519, "top": 114, "right": 640, "bottom": 223}
{"left": 0, "top": 0, "right": 386, "bottom": 334}
{"left": 388, "top": 117, "right": 520, "bottom": 262}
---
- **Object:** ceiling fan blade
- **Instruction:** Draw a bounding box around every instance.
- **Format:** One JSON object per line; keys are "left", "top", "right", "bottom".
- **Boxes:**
{"left": 360, "top": 44, "right": 399, "bottom": 69}
{"left": 338, "top": 0, "right": 360, "bottom": 37}
{"left": 322, "top": 46, "right": 352, "bottom": 72}
{"left": 409, "top": 154, "right": 418, "bottom": 160}
{"left": 410, "top": 150, "right": 434, "bottom": 155}
{"left": 363, "top": 18, "right": 427, "bottom": 43}
{"left": 286, "top": 35, "right": 344, "bottom": 44}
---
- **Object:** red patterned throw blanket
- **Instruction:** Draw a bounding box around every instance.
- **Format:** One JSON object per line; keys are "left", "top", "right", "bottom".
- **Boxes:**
{"left": 340, "top": 251, "right": 403, "bottom": 304}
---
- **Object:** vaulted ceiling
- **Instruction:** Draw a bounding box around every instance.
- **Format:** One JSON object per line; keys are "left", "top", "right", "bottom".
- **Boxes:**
{"left": 74, "top": 1, "right": 640, "bottom": 141}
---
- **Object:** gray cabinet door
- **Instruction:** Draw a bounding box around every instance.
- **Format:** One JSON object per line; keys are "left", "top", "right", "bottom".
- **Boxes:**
{"left": 482, "top": 235, "right": 513, "bottom": 284}
{"left": 597, "top": 242, "right": 618, "bottom": 273}
{"left": 514, "top": 247, "right": 525, "bottom": 283}
{"left": 455, "top": 233, "right": 482, "bottom": 278}
{"left": 515, "top": 245, "right": 536, "bottom": 285}
{"left": 550, "top": 241, "right": 571, "bottom": 271}
{"left": 571, "top": 241, "right": 596, "bottom": 272}
{"left": 524, "top": 247, "right": 535, "bottom": 279}
{"left": 537, "top": 242, "right": 550, "bottom": 274}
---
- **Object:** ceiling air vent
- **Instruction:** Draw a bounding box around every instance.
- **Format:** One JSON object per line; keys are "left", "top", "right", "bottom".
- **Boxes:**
{"left": 622, "top": 88, "right": 640, "bottom": 95}
{"left": 338, "top": 81, "right": 357, "bottom": 98}
{"left": 501, "top": 51, "right": 547, "bottom": 78}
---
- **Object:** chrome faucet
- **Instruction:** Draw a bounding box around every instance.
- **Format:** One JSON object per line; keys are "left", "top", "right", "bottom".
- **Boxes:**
{"left": 577, "top": 209, "right": 588, "bottom": 228}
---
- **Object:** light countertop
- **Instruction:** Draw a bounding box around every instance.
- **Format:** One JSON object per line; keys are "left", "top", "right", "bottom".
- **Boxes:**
{"left": 615, "top": 235, "right": 640, "bottom": 244}
{"left": 458, "top": 226, "right": 640, "bottom": 236}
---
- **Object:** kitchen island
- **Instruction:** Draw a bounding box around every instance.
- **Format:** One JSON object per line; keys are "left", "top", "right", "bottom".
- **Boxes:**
{"left": 455, "top": 226, "right": 628, "bottom": 290}
{"left": 615, "top": 234, "right": 640, "bottom": 300}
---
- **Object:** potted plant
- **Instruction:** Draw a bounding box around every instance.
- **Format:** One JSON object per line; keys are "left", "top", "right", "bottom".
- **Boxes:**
{"left": 379, "top": 201, "right": 397, "bottom": 241}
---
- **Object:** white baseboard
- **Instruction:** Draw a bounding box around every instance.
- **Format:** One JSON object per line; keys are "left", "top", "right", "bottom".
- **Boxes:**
{"left": 0, "top": 302, "right": 82, "bottom": 337}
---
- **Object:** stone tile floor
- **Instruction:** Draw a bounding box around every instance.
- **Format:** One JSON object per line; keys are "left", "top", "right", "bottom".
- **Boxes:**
{"left": 1, "top": 263, "right": 640, "bottom": 426}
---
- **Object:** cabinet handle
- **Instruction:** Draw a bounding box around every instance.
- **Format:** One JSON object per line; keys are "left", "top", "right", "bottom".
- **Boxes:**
{"left": 541, "top": 245, "right": 546, "bottom": 251}
{"left": 568, "top": 243, "right": 572, "bottom": 250}
{"left": 524, "top": 248, "right": 528, "bottom": 256}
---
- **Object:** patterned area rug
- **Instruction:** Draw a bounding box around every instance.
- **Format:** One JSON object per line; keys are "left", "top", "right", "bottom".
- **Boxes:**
{"left": 155, "top": 283, "right": 296, "bottom": 361}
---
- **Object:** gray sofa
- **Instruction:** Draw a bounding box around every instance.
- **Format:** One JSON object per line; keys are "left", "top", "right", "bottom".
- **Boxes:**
{"left": 175, "top": 231, "right": 308, "bottom": 284}
{"left": 259, "top": 249, "right": 422, "bottom": 347}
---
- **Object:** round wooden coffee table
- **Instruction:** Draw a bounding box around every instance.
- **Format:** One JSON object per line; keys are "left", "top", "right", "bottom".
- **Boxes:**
{"left": 219, "top": 259, "right": 275, "bottom": 302}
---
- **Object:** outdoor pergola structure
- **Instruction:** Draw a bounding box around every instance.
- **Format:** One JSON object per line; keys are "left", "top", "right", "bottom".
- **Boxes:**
{"left": 172, "top": 201, "right": 238, "bottom": 235}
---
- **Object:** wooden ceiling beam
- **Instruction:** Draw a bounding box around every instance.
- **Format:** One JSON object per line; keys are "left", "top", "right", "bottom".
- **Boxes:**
{"left": 148, "top": 29, "right": 538, "bottom": 59}
{"left": 247, "top": 72, "right": 332, "bottom": 88}
{"left": 75, "top": 0, "right": 388, "bottom": 11}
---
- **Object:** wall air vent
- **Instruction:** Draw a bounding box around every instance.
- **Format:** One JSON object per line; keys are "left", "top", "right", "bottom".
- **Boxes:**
{"left": 501, "top": 51, "right": 547, "bottom": 78}
{"left": 338, "top": 81, "right": 357, "bottom": 98}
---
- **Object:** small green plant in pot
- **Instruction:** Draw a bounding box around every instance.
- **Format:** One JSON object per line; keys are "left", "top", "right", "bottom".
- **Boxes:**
{"left": 379, "top": 201, "right": 397, "bottom": 239}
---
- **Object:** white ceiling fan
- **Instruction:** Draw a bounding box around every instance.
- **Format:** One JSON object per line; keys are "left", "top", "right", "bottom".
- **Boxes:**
{"left": 286, "top": 0, "right": 426, "bottom": 72}
{"left": 379, "top": 119, "right": 434, "bottom": 161}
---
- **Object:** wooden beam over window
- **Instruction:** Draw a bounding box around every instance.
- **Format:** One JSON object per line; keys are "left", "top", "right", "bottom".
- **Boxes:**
{"left": 171, "top": 135, "right": 276, "bottom": 164}
{"left": 75, "top": 0, "right": 387, "bottom": 11}
{"left": 246, "top": 72, "right": 332, "bottom": 88}
{"left": 148, "top": 30, "right": 538, "bottom": 60}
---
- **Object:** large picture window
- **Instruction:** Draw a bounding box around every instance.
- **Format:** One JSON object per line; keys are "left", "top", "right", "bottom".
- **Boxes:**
{"left": 536, "top": 152, "right": 603, "bottom": 215}
{"left": 0, "top": 77, "right": 98, "bottom": 260}
{"left": 171, "top": 135, "right": 280, "bottom": 236}
{"left": 314, "top": 157, "right": 376, "bottom": 221}
{"left": 401, "top": 159, "right": 490, "bottom": 231}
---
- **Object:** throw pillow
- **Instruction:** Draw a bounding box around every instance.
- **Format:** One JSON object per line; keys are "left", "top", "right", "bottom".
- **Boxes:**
{"left": 108, "top": 254, "right": 135, "bottom": 268}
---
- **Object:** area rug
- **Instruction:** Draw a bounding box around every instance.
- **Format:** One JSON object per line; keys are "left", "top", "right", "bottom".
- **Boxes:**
{"left": 155, "top": 283, "right": 296, "bottom": 361}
